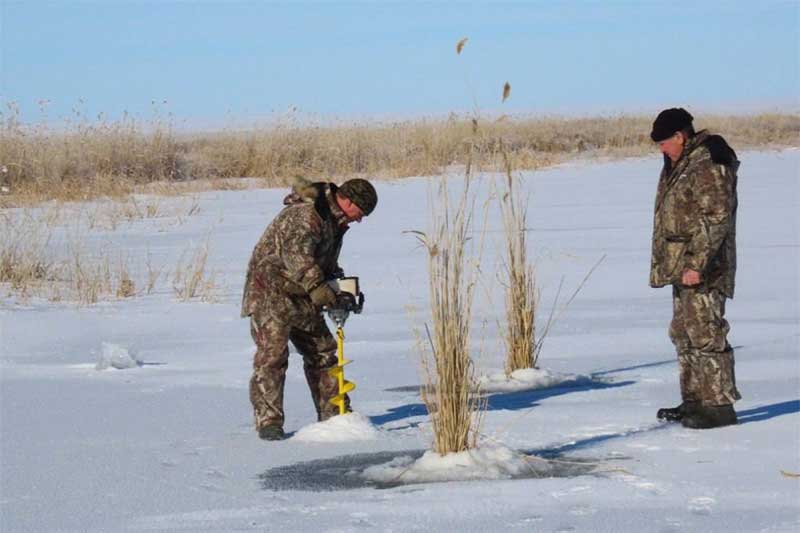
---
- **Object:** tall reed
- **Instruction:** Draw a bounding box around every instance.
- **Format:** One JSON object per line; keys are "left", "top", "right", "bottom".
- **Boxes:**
{"left": 498, "top": 144, "right": 539, "bottom": 374}
{"left": 411, "top": 166, "right": 486, "bottom": 454}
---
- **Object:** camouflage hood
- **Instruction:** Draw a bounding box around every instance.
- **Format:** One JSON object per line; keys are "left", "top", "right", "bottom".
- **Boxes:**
{"left": 282, "top": 177, "right": 350, "bottom": 226}
{"left": 659, "top": 131, "right": 738, "bottom": 179}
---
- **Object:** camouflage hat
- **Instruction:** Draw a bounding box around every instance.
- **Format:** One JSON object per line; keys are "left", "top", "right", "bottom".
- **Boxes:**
{"left": 650, "top": 108, "right": 694, "bottom": 142}
{"left": 339, "top": 178, "right": 377, "bottom": 216}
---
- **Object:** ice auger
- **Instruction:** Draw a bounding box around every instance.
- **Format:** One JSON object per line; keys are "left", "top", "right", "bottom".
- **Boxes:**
{"left": 324, "top": 277, "right": 364, "bottom": 415}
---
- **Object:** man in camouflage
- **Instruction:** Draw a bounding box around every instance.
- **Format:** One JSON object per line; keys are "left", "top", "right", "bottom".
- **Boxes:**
{"left": 649, "top": 108, "right": 741, "bottom": 429}
{"left": 241, "top": 177, "right": 378, "bottom": 440}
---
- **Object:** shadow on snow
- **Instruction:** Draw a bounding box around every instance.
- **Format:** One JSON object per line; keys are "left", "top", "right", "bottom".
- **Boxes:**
{"left": 737, "top": 399, "right": 800, "bottom": 424}
{"left": 372, "top": 378, "right": 635, "bottom": 427}
{"left": 589, "top": 359, "right": 674, "bottom": 377}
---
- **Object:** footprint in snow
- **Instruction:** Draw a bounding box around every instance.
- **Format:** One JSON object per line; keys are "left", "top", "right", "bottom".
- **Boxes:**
{"left": 509, "top": 515, "right": 543, "bottom": 528}
{"left": 569, "top": 505, "right": 597, "bottom": 516}
{"left": 204, "top": 468, "right": 227, "bottom": 479}
{"left": 552, "top": 485, "right": 592, "bottom": 499}
{"left": 615, "top": 472, "right": 666, "bottom": 495}
{"left": 349, "top": 512, "right": 375, "bottom": 527}
{"left": 688, "top": 496, "right": 716, "bottom": 515}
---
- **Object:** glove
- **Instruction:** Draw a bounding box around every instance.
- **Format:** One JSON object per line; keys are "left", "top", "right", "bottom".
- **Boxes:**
{"left": 334, "top": 291, "right": 357, "bottom": 310}
{"left": 309, "top": 283, "right": 337, "bottom": 309}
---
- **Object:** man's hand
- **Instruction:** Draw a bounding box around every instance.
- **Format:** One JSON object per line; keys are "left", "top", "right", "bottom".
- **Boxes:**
{"left": 309, "top": 284, "right": 337, "bottom": 309}
{"left": 681, "top": 268, "right": 702, "bottom": 286}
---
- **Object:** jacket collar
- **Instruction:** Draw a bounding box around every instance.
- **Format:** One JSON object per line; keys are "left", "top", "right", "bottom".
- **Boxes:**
{"left": 324, "top": 185, "right": 350, "bottom": 230}
{"left": 654, "top": 131, "right": 711, "bottom": 213}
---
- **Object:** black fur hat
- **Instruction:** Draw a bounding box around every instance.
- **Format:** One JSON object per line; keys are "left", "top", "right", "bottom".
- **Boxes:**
{"left": 651, "top": 108, "right": 694, "bottom": 142}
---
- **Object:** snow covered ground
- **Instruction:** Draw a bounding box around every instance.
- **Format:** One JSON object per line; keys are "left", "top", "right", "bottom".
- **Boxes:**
{"left": 2, "top": 150, "right": 798, "bottom": 532}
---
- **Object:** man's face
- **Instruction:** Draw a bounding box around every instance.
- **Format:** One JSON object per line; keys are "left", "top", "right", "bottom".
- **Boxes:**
{"left": 336, "top": 194, "right": 365, "bottom": 224}
{"left": 658, "top": 132, "right": 685, "bottom": 163}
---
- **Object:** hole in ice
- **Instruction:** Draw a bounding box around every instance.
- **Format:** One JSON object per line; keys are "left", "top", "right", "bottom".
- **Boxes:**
{"left": 259, "top": 448, "right": 601, "bottom": 492}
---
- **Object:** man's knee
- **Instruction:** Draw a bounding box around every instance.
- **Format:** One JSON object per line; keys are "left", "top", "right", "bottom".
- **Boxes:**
{"left": 291, "top": 325, "right": 337, "bottom": 369}
{"left": 303, "top": 349, "right": 337, "bottom": 372}
{"left": 684, "top": 320, "right": 728, "bottom": 353}
{"left": 251, "top": 314, "right": 291, "bottom": 367}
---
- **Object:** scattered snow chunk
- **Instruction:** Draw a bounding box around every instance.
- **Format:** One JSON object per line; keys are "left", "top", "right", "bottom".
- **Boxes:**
{"left": 292, "top": 412, "right": 381, "bottom": 442}
{"left": 362, "top": 444, "right": 541, "bottom": 484}
{"left": 95, "top": 342, "right": 141, "bottom": 371}
{"left": 477, "top": 367, "right": 592, "bottom": 393}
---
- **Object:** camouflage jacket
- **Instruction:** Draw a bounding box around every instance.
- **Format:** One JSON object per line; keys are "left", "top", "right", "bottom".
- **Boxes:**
{"left": 650, "top": 130, "right": 739, "bottom": 297}
{"left": 241, "top": 178, "right": 349, "bottom": 318}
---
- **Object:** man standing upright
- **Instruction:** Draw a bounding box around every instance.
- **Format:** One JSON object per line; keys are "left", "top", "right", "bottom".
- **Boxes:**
{"left": 241, "top": 177, "right": 377, "bottom": 440}
{"left": 649, "top": 108, "right": 741, "bottom": 429}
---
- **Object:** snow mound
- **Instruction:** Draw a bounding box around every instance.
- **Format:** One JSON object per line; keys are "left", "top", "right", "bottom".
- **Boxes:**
{"left": 292, "top": 412, "right": 381, "bottom": 442}
{"left": 362, "top": 444, "right": 542, "bottom": 484}
{"left": 478, "top": 367, "right": 592, "bottom": 393}
{"left": 95, "top": 343, "right": 141, "bottom": 371}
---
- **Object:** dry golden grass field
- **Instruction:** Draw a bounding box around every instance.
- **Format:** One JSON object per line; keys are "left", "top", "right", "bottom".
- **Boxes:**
{"left": 2, "top": 107, "right": 797, "bottom": 206}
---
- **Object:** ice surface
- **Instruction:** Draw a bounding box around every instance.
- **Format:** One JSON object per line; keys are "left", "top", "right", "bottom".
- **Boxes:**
{"left": 2, "top": 150, "right": 798, "bottom": 532}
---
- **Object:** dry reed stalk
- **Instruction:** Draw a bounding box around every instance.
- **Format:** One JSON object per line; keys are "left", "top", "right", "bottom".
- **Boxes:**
{"left": 0, "top": 211, "right": 54, "bottom": 298}
{"left": 115, "top": 254, "right": 136, "bottom": 298}
{"left": 498, "top": 143, "right": 539, "bottom": 375}
{"left": 410, "top": 168, "right": 486, "bottom": 455}
{"left": 144, "top": 249, "right": 164, "bottom": 295}
{"left": 172, "top": 237, "right": 216, "bottom": 301}
{"left": 0, "top": 202, "right": 175, "bottom": 304}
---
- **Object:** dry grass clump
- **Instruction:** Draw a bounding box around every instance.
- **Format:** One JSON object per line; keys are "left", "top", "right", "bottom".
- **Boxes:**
{"left": 0, "top": 219, "right": 140, "bottom": 304}
{"left": 65, "top": 241, "right": 137, "bottom": 305}
{"left": 498, "top": 146, "right": 539, "bottom": 375}
{"left": 81, "top": 194, "right": 200, "bottom": 231}
{"left": 0, "top": 211, "right": 55, "bottom": 297}
{"left": 172, "top": 238, "right": 217, "bottom": 302}
{"left": 411, "top": 173, "right": 485, "bottom": 455}
{"left": 0, "top": 209, "right": 179, "bottom": 304}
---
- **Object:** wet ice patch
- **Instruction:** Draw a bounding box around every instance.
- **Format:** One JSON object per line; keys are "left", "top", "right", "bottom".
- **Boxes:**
{"left": 478, "top": 367, "right": 593, "bottom": 393}
{"left": 95, "top": 342, "right": 141, "bottom": 370}
{"left": 260, "top": 447, "right": 598, "bottom": 492}
{"left": 292, "top": 412, "right": 381, "bottom": 442}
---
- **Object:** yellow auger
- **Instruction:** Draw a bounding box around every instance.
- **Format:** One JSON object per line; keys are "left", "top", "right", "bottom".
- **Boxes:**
{"left": 324, "top": 277, "right": 364, "bottom": 415}
{"left": 329, "top": 325, "right": 355, "bottom": 415}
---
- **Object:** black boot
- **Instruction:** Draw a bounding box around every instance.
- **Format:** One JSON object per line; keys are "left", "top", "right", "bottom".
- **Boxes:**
{"left": 681, "top": 404, "right": 737, "bottom": 429}
{"left": 657, "top": 401, "right": 697, "bottom": 422}
{"left": 258, "top": 425, "right": 286, "bottom": 441}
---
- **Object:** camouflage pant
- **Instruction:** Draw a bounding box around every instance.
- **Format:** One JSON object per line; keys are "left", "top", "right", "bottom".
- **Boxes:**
{"left": 669, "top": 285, "right": 741, "bottom": 406}
{"left": 249, "top": 297, "right": 349, "bottom": 431}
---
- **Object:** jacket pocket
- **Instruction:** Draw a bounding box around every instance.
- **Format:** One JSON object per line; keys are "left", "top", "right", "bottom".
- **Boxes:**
{"left": 665, "top": 234, "right": 690, "bottom": 243}
{"left": 663, "top": 241, "right": 687, "bottom": 283}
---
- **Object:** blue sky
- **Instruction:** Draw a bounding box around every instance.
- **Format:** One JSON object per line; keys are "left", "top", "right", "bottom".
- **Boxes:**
{"left": 2, "top": 1, "right": 798, "bottom": 128}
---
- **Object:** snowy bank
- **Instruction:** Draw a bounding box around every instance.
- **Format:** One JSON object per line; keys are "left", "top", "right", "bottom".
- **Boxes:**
{"left": 478, "top": 367, "right": 594, "bottom": 393}
{"left": 292, "top": 412, "right": 382, "bottom": 442}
